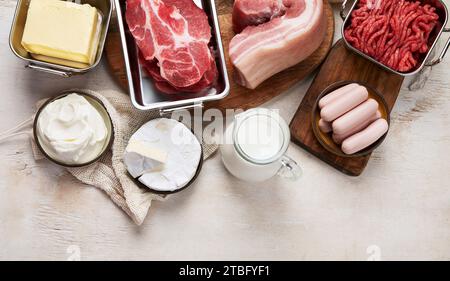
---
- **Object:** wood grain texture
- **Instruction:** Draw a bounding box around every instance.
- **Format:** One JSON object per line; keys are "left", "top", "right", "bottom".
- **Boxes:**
{"left": 105, "top": 0, "right": 335, "bottom": 110}
{"left": 289, "top": 40, "right": 404, "bottom": 176}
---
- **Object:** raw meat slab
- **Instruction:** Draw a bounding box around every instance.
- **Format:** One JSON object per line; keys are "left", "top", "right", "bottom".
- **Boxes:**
{"left": 105, "top": 0, "right": 335, "bottom": 111}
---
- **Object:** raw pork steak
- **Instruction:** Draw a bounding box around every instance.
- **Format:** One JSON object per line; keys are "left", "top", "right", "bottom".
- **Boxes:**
{"left": 140, "top": 55, "right": 217, "bottom": 95}
{"left": 230, "top": 0, "right": 326, "bottom": 89}
{"left": 126, "top": 0, "right": 217, "bottom": 92}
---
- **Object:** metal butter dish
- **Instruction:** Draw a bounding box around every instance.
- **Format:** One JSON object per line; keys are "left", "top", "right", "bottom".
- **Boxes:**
{"left": 340, "top": 0, "right": 449, "bottom": 76}
{"left": 9, "top": 0, "right": 113, "bottom": 77}
{"left": 114, "top": 0, "right": 230, "bottom": 112}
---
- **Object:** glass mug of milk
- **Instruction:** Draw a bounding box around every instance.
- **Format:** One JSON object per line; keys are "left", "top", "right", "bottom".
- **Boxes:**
{"left": 220, "top": 108, "right": 302, "bottom": 182}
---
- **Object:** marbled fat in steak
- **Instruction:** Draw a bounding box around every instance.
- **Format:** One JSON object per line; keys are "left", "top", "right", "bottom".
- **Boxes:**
{"left": 126, "top": 0, "right": 217, "bottom": 93}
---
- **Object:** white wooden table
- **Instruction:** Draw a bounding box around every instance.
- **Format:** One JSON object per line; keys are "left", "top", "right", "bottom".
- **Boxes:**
{"left": 0, "top": 1, "right": 449, "bottom": 261}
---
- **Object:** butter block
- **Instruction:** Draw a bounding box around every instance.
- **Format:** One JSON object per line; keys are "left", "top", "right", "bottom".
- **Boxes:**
{"left": 30, "top": 54, "right": 91, "bottom": 69}
{"left": 21, "top": 0, "right": 100, "bottom": 66}
{"left": 126, "top": 139, "right": 168, "bottom": 164}
{"left": 124, "top": 139, "right": 168, "bottom": 178}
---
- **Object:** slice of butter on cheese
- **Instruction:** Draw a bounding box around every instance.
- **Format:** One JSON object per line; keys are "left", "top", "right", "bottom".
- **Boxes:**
{"left": 21, "top": 0, "right": 101, "bottom": 65}
{"left": 124, "top": 139, "right": 168, "bottom": 178}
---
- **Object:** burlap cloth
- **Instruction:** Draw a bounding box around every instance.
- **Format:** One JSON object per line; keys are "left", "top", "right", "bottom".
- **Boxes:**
{"left": 30, "top": 89, "right": 218, "bottom": 225}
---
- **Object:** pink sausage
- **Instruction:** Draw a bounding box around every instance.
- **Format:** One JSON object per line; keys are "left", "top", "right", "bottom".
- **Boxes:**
{"left": 320, "top": 86, "right": 368, "bottom": 122}
{"left": 318, "top": 119, "right": 332, "bottom": 133}
{"left": 332, "top": 99, "right": 379, "bottom": 135}
{"left": 319, "top": 83, "right": 360, "bottom": 109}
{"left": 333, "top": 111, "right": 382, "bottom": 144}
{"left": 341, "top": 119, "right": 389, "bottom": 155}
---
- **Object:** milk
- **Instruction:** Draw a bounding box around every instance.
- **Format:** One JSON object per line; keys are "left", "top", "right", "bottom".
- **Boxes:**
{"left": 220, "top": 108, "right": 300, "bottom": 182}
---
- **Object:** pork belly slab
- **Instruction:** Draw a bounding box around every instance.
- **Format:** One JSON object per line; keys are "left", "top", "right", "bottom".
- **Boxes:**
{"left": 230, "top": 0, "right": 326, "bottom": 89}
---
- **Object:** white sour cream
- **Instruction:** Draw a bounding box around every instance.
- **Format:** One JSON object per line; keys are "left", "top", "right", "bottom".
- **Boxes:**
{"left": 37, "top": 93, "right": 108, "bottom": 164}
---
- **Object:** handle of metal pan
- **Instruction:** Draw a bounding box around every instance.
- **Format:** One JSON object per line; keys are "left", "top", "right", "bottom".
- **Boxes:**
{"left": 159, "top": 103, "right": 204, "bottom": 116}
{"left": 425, "top": 27, "right": 450, "bottom": 67}
{"left": 27, "top": 63, "right": 72, "bottom": 77}
{"left": 340, "top": 0, "right": 350, "bottom": 21}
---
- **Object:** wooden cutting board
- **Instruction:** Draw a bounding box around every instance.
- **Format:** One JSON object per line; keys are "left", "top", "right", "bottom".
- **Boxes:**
{"left": 105, "top": 0, "right": 335, "bottom": 111}
{"left": 289, "top": 39, "right": 404, "bottom": 176}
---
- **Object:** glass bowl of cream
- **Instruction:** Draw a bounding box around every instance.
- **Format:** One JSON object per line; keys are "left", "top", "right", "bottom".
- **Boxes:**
{"left": 33, "top": 91, "right": 113, "bottom": 167}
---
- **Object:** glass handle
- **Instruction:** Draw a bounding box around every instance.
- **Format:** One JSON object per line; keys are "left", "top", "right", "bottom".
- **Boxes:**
{"left": 277, "top": 155, "right": 302, "bottom": 181}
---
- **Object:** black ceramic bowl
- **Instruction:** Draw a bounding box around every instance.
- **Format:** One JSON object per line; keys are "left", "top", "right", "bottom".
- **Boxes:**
{"left": 311, "top": 80, "right": 390, "bottom": 158}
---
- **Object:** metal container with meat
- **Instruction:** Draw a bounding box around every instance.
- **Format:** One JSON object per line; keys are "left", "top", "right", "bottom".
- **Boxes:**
{"left": 340, "top": 0, "right": 449, "bottom": 76}
{"left": 114, "top": 0, "right": 230, "bottom": 112}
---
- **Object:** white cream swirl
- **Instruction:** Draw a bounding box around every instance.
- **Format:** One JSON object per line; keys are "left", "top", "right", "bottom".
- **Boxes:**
{"left": 37, "top": 93, "right": 108, "bottom": 164}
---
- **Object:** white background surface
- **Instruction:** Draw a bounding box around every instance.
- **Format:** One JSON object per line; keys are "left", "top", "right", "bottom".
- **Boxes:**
{"left": 0, "top": 0, "right": 449, "bottom": 260}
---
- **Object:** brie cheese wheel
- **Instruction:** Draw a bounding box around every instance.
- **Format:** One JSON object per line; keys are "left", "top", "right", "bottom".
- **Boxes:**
{"left": 124, "top": 118, "right": 202, "bottom": 192}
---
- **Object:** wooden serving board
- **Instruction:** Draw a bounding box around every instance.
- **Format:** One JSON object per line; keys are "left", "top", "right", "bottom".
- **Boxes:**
{"left": 105, "top": 0, "right": 335, "bottom": 111}
{"left": 289, "top": 39, "right": 404, "bottom": 176}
